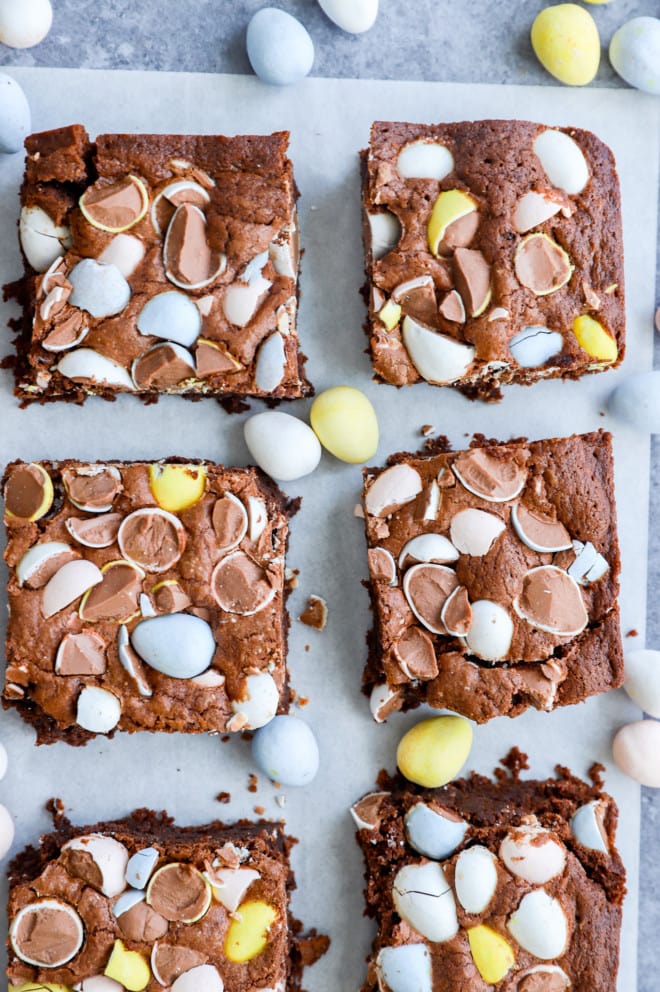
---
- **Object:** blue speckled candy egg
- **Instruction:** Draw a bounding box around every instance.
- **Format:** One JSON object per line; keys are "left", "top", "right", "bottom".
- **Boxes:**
{"left": 251, "top": 715, "right": 320, "bottom": 786}
{"left": 0, "top": 73, "right": 30, "bottom": 154}
{"left": 246, "top": 8, "right": 314, "bottom": 87}
{"left": 610, "top": 17, "right": 660, "bottom": 96}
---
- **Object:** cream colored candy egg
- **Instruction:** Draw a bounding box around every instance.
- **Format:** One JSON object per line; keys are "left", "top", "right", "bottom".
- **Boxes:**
{"left": 310, "top": 386, "right": 379, "bottom": 464}
{"left": 613, "top": 720, "right": 660, "bottom": 787}
{"left": 0, "top": 0, "right": 52, "bottom": 49}
{"left": 624, "top": 649, "right": 660, "bottom": 717}
{"left": 397, "top": 715, "right": 473, "bottom": 787}
{"left": 531, "top": 4, "right": 600, "bottom": 86}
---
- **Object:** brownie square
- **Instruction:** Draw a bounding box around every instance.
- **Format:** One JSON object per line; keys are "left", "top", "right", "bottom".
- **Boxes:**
{"left": 13, "top": 125, "right": 311, "bottom": 404}
{"left": 7, "top": 806, "right": 314, "bottom": 991}
{"left": 3, "top": 458, "right": 296, "bottom": 744}
{"left": 352, "top": 758, "right": 625, "bottom": 992}
{"left": 361, "top": 430, "right": 623, "bottom": 723}
{"left": 362, "top": 120, "right": 625, "bottom": 401}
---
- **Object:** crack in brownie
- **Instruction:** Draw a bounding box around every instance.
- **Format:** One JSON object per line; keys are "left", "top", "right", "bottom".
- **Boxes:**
{"left": 11, "top": 125, "right": 311, "bottom": 405}
{"left": 3, "top": 458, "right": 298, "bottom": 744}
{"left": 352, "top": 754, "right": 625, "bottom": 991}
{"left": 7, "top": 804, "right": 328, "bottom": 992}
{"left": 361, "top": 431, "right": 623, "bottom": 723}
{"left": 361, "top": 120, "right": 625, "bottom": 401}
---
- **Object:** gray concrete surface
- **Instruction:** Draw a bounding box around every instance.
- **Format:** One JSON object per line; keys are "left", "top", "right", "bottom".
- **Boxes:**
{"left": 1, "top": 0, "right": 659, "bottom": 986}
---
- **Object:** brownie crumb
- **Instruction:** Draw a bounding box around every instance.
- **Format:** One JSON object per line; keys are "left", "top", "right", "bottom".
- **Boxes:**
{"left": 299, "top": 595, "right": 328, "bottom": 631}
{"left": 626, "top": 628, "right": 639, "bottom": 638}
{"left": 215, "top": 791, "right": 231, "bottom": 804}
{"left": 248, "top": 774, "right": 259, "bottom": 794}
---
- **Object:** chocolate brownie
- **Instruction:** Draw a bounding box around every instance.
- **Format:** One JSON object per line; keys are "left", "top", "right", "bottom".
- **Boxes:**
{"left": 7, "top": 804, "right": 327, "bottom": 992}
{"left": 3, "top": 458, "right": 297, "bottom": 744}
{"left": 361, "top": 431, "right": 623, "bottom": 723}
{"left": 352, "top": 755, "right": 625, "bottom": 992}
{"left": 12, "top": 124, "right": 310, "bottom": 404}
{"left": 362, "top": 120, "right": 625, "bottom": 401}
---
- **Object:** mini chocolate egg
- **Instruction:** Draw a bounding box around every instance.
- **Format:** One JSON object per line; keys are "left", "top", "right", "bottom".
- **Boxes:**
{"left": 613, "top": 720, "right": 660, "bottom": 787}
{"left": 244, "top": 411, "right": 322, "bottom": 482}
{"left": 0, "top": 73, "right": 30, "bottom": 154}
{"left": 0, "top": 0, "right": 52, "bottom": 49}
{"left": 318, "top": 0, "right": 378, "bottom": 34}
{"left": 608, "top": 372, "right": 660, "bottom": 433}
{"left": 252, "top": 715, "right": 320, "bottom": 786}
{"left": 246, "top": 8, "right": 314, "bottom": 87}
{"left": 610, "top": 17, "right": 660, "bottom": 96}
{"left": 624, "top": 649, "right": 660, "bottom": 717}
{"left": 531, "top": 4, "right": 600, "bottom": 86}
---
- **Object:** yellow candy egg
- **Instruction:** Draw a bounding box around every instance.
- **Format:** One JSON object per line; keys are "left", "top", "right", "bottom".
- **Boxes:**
{"left": 531, "top": 4, "right": 600, "bottom": 86}
{"left": 224, "top": 900, "right": 278, "bottom": 962}
{"left": 396, "top": 715, "right": 473, "bottom": 787}
{"left": 467, "top": 925, "right": 516, "bottom": 984}
{"left": 427, "top": 189, "right": 477, "bottom": 257}
{"left": 105, "top": 939, "right": 151, "bottom": 992}
{"left": 310, "top": 386, "right": 379, "bottom": 464}
{"left": 379, "top": 300, "right": 402, "bottom": 331}
{"left": 573, "top": 314, "right": 618, "bottom": 362}
{"left": 149, "top": 464, "right": 207, "bottom": 513}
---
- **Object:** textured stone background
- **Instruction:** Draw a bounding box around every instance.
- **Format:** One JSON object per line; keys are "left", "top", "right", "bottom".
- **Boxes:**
{"left": 1, "top": 0, "right": 659, "bottom": 986}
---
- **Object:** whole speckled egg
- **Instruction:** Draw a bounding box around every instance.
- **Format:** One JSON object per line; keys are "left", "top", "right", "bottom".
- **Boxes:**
{"left": 252, "top": 715, "right": 320, "bottom": 786}
{"left": 0, "top": 0, "right": 52, "bottom": 49}
{"left": 0, "top": 73, "right": 30, "bottom": 154}
{"left": 531, "top": 4, "right": 600, "bottom": 86}
{"left": 610, "top": 17, "right": 660, "bottom": 96}
{"left": 246, "top": 8, "right": 314, "bottom": 87}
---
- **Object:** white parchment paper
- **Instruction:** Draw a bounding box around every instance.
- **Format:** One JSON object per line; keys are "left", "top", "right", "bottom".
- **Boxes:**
{"left": 0, "top": 69, "right": 658, "bottom": 991}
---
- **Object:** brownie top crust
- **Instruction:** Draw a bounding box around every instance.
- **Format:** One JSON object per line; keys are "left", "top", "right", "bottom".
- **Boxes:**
{"left": 362, "top": 119, "right": 624, "bottom": 400}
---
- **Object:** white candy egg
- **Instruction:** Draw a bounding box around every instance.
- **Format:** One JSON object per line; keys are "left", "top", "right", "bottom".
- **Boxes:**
{"left": 63, "top": 834, "right": 129, "bottom": 897}
{"left": 231, "top": 672, "right": 279, "bottom": 730}
{"left": 69, "top": 258, "right": 131, "bottom": 318}
{"left": 454, "top": 845, "right": 498, "bottom": 913}
{"left": 251, "top": 715, "right": 320, "bottom": 786}
{"left": 507, "top": 890, "right": 568, "bottom": 959}
{"left": 171, "top": 965, "right": 224, "bottom": 992}
{"left": 19, "top": 205, "right": 71, "bottom": 271}
{"left": 364, "top": 463, "right": 422, "bottom": 517}
{"left": 464, "top": 600, "right": 513, "bottom": 661}
{"left": 125, "top": 847, "right": 159, "bottom": 889}
{"left": 42, "top": 559, "right": 103, "bottom": 618}
{"left": 612, "top": 720, "right": 660, "bottom": 787}
{"left": 131, "top": 614, "right": 216, "bottom": 679}
{"left": 244, "top": 411, "right": 322, "bottom": 482}
{"left": 112, "top": 889, "right": 145, "bottom": 919}
{"left": 509, "top": 326, "right": 563, "bottom": 368}
{"left": 449, "top": 508, "right": 505, "bottom": 557}
{"left": 624, "top": 649, "right": 660, "bottom": 717}
{"left": 16, "top": 540, "right": 74, "bottom": 587}
{"left": 608, "top": 372, "right": 660, "bottom": 434}
{"left": 246, "top": 8, "right": 314, "bottom": 86}
{"left": 397, "top": 141, "right": 454, "bottom": 181}
{"left": 318, "top": 0, "right": 378, "bottom": 34}
{"left": 254, "top": 331, "right": 286, "bottom": 392}
{"left": 57, "top": 348, "right": 134, "bottom": 390}
{"left": 533, "top": 129, "right": 589, "bottom": 195}
{"left": 0, "top": 0, "right": 52, "bottom": 49}
{"left": 137, "top": 290, "right": 202, "bottom": 347}
{"left": 402, "top": 316, "right": 475, "bottom": 384}
{"left": 376, "top": 944, "right": 432, "bottom": 992}
{"left": 610, "top": 17, "right": 660, "bottom": 96}
{"left": 80, "top": 977, "right": 125, "bottom": 992}
{"left": 404, "top": 803, "right": 468, "bottom": 859}
{"left": 570, "top": 801, "right": 609, "bottom": 854}
{"left": 399, "top": 533, "right": 458, "bottom": 568}
{"left": 205, "top": 866, "right": 260, "bottom": 912}
{"left": 76, "top": 686, "right": 122, "bottom": 735}
{"left": 0, "top": 803, "right": 14, "bottom": 859}
{"left": 392, "top": 862, "right": 458, "bottom": 943}
{"left": 99, "top": 234, "right": 145, "bottom": 278}
{"left": 367, "top": 210, "right": 402, "bottom": 260}
{"left": 499, "top": 822, "right": 566, "bottom": 884}
{"left": 0, "top": 73, "right": 30, "bottom": 154}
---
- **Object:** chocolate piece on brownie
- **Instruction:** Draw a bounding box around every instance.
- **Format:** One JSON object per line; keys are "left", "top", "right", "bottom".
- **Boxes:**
{"left": 7, "top": 805, "right": 324, "bottom": 991}
{"left": 13, "top": 125, "right": 310, "bottom": 404}
{"left": 3, "top": 458, "right": 296, "bottom": 744}
{"left": 362, "top": 120, "right": 625, "bottom": 400}
{"left": 361, "top": 430, "right": 623, "bottom": 723}
{"left": 352, "top": 758, "right": 625, "bottom": 991}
